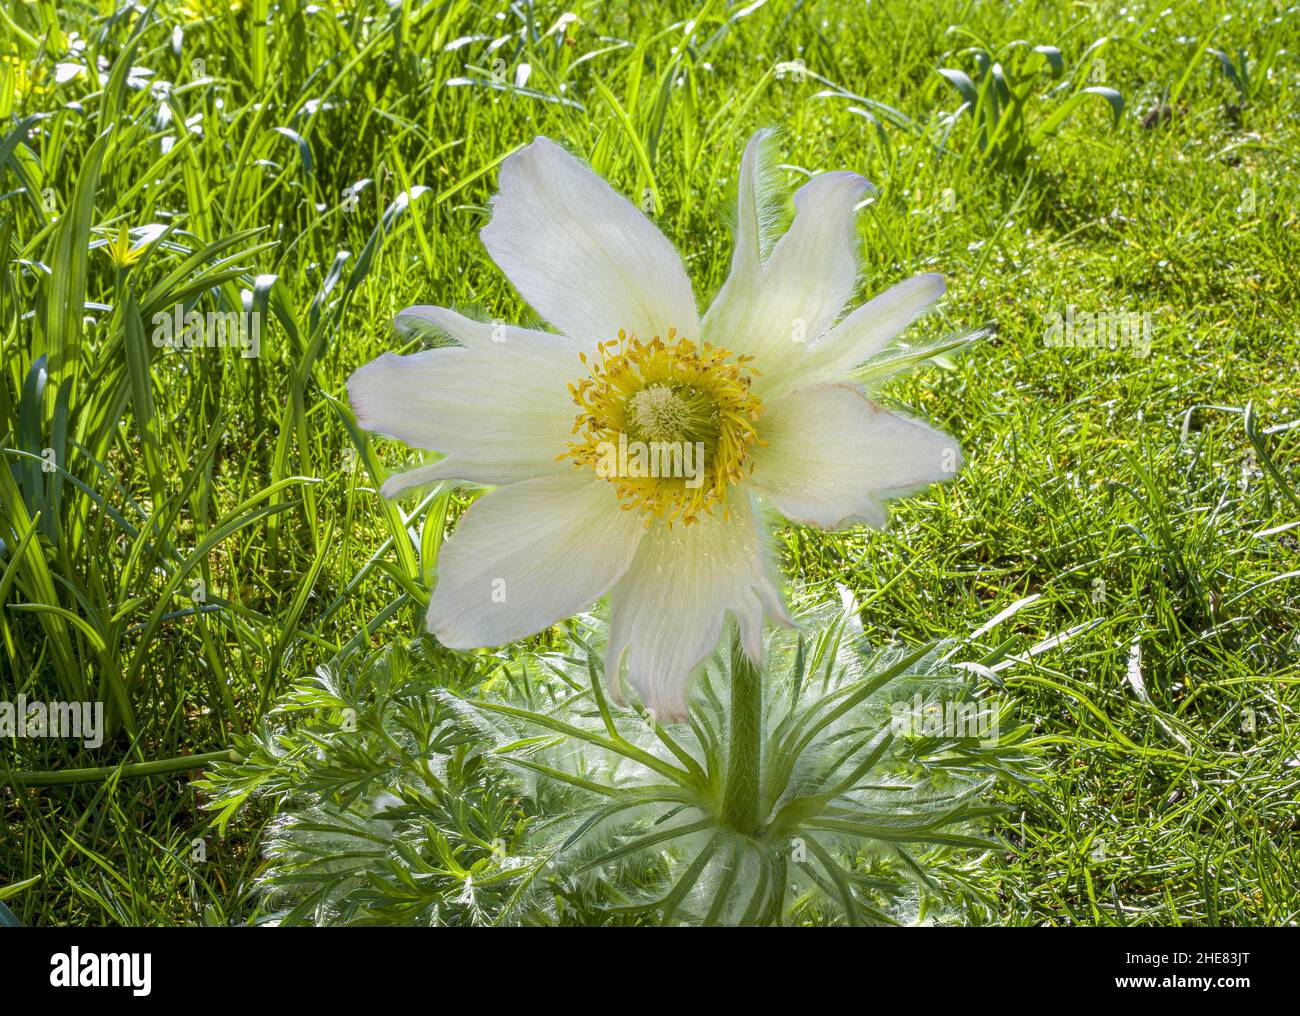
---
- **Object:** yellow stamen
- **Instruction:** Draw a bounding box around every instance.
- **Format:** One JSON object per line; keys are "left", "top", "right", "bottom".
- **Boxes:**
{"left": 563, "top": 328, "right": 765, "bottom": 527}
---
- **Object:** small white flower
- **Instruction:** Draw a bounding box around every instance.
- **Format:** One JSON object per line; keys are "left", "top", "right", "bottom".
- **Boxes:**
{"left": 349, "top": 131, "right": 962, "bottom": 721}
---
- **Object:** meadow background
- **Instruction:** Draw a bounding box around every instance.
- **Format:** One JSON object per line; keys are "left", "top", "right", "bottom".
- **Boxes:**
{"left": 1, "top": 0, "right": 1298, "bottom": 926}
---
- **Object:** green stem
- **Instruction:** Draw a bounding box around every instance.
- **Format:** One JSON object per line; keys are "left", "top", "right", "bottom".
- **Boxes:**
{"left": 721, "top": 630, "right": 763, "bottom": 837}
{"left": 1, "top": 749, "right": 241, "bottom": 788}
{"left": 761, "top": 854, "right": 789, "bottom": 927}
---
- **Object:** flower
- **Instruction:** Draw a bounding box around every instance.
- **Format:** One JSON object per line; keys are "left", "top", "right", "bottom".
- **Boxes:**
{"left": 348, "top": 131, "right": 963, "bottom": 721}
{"left": 101, "top": 223, "right": 147, "bottom": 268}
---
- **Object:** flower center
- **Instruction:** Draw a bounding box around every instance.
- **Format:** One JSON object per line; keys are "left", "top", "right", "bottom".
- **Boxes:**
{"left": 627, "top": 384, "right": 698, "bottom": 442}
{"left": 564, "top": 329, "right": 764, "bottom": 526}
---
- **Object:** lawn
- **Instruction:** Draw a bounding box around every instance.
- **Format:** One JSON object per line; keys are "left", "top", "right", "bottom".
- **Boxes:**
{"left": 1, "top": 0, "right": 1298, "bottom": 926}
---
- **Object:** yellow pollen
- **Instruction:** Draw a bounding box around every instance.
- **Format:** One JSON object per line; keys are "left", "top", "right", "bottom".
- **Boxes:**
{"left": 563, "top": 328, "right": 765, "bottom": 527}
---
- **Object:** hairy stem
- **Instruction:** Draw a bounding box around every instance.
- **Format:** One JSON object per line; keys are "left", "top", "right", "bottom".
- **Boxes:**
{"left": 721, "top": 630, "right": 762, "bottom": 837}
{"left": 1, "top": 749, "right": 241, "bottom": 788}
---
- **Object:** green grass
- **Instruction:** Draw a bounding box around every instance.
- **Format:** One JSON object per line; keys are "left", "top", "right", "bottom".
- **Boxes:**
{"left": 1, "top": 0, "right": 1298, "bottom": 925}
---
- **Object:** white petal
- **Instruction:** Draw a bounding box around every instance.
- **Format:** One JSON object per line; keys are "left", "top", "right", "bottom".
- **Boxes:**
{"left": 766, "top": 273, "right": 946, "bottom": 394}
{"left": 393, "top": 304, "right": 577, "bottom": 353}
{"left": 347, "top": 307, "right": 582, "bottom": 487}
{"left": 751, "top": 384, "right": 963, "bottom": 529}
{"left": 428, "top": 472, "right": 646, "bottom": 647}
{"left": 380, "top": 462, "right": 450, "bottom": 498}
{"left": 480, "top": 137, "right": 699, "bottom": 346}
{"left": 704, "top": 169, "right": 870, "bottom": 383}
{"left": 718, "top": 129, "right": 782, "bottom": 300}
{"left": 605, "top": 495, "right": 789, "bottom": 722}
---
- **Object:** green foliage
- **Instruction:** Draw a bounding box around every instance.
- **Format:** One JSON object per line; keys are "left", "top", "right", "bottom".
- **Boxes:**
{"left": 1205, "top": 6, "right": 1295, "bottom": 108}
{"left": 200, "top": 639, "right": 535, "bottom": 925}
{"left": 935, "top": 33, "right": 1124, "bottom": 171}
{"left": 202, "top": 601, "right": 1041, "bottom": 926}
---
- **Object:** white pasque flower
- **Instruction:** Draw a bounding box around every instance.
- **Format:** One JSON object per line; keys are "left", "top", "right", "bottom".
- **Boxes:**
{"left": 348, "top": 131, "right": 962, "bottom": 721}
